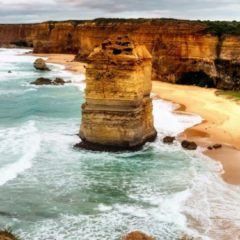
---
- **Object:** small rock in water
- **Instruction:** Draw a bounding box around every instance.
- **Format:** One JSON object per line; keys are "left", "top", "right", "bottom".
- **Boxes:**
{"left": 31, "top": 77, "right": 71, "bottom": 85}
{"left": 33, "top": 58, "right": 50, "bottom": 71}
{"left": 31, "top": 77, "right": 52, "bottom": 85}
{"left": 8, "top": 70, "right": 12, "bottom": 73}
{"left": 181, "top": 140, "right": 197, "bottom": 150}
{"left": 163, "top": 136, "right": 175, "bottom": 144}
{"left": 178, "top": 234, "right": 202, "bottom": 240}
{"left": 52, "top": 77, "right": 65, "bottom": 85}
{"left": 122, "top": 231, "right": 155, "bottom": 240}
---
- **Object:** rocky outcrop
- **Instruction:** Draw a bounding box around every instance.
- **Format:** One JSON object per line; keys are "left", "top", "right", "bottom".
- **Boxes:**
{"left": 178, "top": 235, "right": 202, "bottom": 240}
{"left": 31, "top": 77, "right": 70, "bottom": 85}
{"left": 163, "top": 136, "right": 176, "bottom": 144}
{"left": 34, "top": 58, "right": 50, "bottom": 71}
{"left": 78, "top": 36, "right": 157, "bottom": 151}
{"left": 207, "top": 144, "right": 222, "bottom": 150}
{"left": 122, "top": 231, "right": 155, "bottom": 240}
{"left": 181, "top": 140, "right": 198, "bottom": 150}
{"left": 215, "top": 59, "right": 240, "bottom": 90}
{"left": 1, "top": 19, "right": 240, "bottom": 90}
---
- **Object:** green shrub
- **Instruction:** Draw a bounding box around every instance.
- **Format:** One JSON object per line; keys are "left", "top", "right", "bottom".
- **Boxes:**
{"left": 216, "top": 90, "right": 240, "bottom": 99}
{"left": 204, "top": 20, "right": 240, "bottom": 37}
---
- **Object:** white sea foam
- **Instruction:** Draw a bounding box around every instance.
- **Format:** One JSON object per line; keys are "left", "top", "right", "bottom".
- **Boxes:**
{"left": 152, "top": 99, "right": 240, "bottom": 239}
{"left": 97, "top": 204, "right": 113, "bottom": 212}
{"left": 20, "top": 199, "right": 206, "bottom": 240}
{"left": 0, "top": 121, "right": 41, "bottom": 186}
{"left": 182, "top": 155, "right": 240, "bottom": 239}
{"left": 153, "top": 99, "right": 202, "bottom": 136}
{"left": 0, "top": 48, "right": 36, "bottom": 63}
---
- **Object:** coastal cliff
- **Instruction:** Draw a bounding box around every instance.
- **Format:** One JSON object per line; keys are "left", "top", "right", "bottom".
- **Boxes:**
{"left": 79, "top": 36, "right": 157, "bottom": 150}
{"left": 1, "top": 19, "right": 240, "bottom": 90}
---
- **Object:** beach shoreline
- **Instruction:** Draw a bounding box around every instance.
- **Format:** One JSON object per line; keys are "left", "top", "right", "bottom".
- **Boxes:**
{"left": 34, "top": 53, "right": 240, "bottom": 185}
{"left": 153, "top": 81, "right": 240, "bottom": 185}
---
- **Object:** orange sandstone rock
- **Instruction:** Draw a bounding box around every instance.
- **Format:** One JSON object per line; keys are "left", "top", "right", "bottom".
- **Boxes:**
{"left": 1, "top": 20, "right": 240, "bottom": 90}
{"left": 122, "top": 231, "right": 155, "bottom": 240}
{"left": 79, "top": 36, "right": 157, "bottom": 150}
{"left": 0, "top": 230, "right": 18, "bottom": 240}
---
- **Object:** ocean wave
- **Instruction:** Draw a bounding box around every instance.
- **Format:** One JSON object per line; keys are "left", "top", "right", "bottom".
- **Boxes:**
{"left": 0, "top": 121, "right": 41, "bottom": 186}
{"left": 152, "top": 99, "right": 240, "bottom": 239}
{"left": 182, "top": 153, "right": 240, "bottom": 240}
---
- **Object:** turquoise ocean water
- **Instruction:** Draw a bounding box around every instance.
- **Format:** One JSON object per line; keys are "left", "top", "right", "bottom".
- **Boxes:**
{"left": 0, "top": 48, "right": 240, "bottom": 240}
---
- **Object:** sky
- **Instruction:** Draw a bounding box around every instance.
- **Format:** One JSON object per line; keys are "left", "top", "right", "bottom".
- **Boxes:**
{"left": 0, "top": 0, "right": 240, "bottom": 23}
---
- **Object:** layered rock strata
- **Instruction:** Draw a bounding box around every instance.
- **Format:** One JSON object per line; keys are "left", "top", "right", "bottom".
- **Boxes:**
{"left": 79, "top": 37, "right": 157, "bottom": 150}
{"left": 1, "top": 19, "right": 240, "bottom": 90}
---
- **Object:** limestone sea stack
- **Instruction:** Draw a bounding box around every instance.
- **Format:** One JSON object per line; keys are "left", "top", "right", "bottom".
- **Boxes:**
{"left": 78, "top": 36, "right": 157, "bottom": 151}
{"left": 33, "top": 58, "right": 50, "bottom": 71}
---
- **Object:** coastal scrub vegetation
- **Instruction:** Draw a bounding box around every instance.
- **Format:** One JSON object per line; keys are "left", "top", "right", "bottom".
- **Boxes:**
{"left": 44, "top": 18, "right": 240, "bottom": 36}
{"left": 216, "top": 90, "right": 240, "bottom": 100}
{"left": 93, "top": 18, "right": 240, "bottom": 36}
{"left": 204, "top": 20, "right": 240, "bottom": 37}
{"left": 176, "top": 71, "right": 215, "bottom": 88}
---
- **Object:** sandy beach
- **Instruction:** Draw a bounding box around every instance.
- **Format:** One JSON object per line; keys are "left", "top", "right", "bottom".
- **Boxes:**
{"left": 153, "top": 81, "right": 240, "bottom": 185}
{"left": 36, "top": 53, "right": 240, "bottom": 185}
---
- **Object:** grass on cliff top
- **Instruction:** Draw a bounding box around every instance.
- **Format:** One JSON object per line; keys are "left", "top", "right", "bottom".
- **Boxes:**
{"left": 44, "top": 18, "right": 240, "bottom": 36}
{"left": 93, "top": 17, "right": 206, "bottom": 25}
{"left": 92, "top": 18, "right": 240, "bottom": 36}
{"left": 216, "top": 90, "right": 240, "bottom": 100}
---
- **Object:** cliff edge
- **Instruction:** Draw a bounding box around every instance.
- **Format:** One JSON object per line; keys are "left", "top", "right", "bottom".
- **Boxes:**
{"left": 1, "top": 19, "right": 240, "bottom": 90}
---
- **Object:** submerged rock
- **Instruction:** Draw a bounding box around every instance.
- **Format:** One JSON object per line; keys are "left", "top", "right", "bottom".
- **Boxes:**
{"left": 163, "top": 136, "right": 176, "bottom": 144}
{"left": 122, "top": 231, "right": 155, "bottom": 240}
{"left": 178, "top": 234, "right": 202, "bottom": 240}
{"left": 33, "top": 58, "right": 50, "bottom": 71}
{"left": 31, "top": 77, "right": 70, "bottom": 85}
{"left": 181, "top": 140, "right": 197, "bottom": 150}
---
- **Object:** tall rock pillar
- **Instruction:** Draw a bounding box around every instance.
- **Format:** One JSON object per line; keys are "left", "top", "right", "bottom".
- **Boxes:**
{"left": 79, "top": 36, "right": 157, "bottom": 151}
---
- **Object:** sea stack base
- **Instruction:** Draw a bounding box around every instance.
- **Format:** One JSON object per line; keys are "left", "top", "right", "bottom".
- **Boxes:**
{"left": 75, "top": 131, "right": 157, "bottom": 152}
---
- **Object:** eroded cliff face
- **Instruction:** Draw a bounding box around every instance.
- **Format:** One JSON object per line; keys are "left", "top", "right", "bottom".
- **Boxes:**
{"left": 1, "top": 19, "right": 240, "bottom": 90}
{"left": 79, "top": 36, "right": 157, "bottom": 150}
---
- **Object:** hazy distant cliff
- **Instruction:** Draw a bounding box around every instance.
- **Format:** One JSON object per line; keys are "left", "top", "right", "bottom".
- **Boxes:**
{"left": 1, "top": 19, "right": 240, "bottom": 90}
